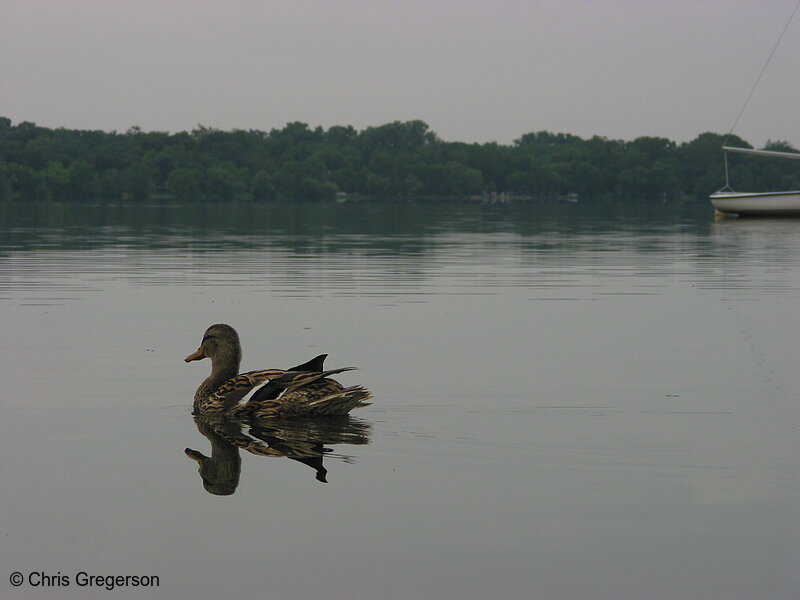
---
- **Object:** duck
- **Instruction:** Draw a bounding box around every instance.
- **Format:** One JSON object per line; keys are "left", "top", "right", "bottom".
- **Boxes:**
{"left": 185, "top": 323, "right": 372, "bottom": 418}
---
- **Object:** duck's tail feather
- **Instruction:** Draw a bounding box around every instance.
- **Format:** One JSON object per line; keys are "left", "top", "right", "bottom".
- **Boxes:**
{"left": 287, "top": 354, "right": 328, "bottom": 372}
{"left": 306, "top": 386, "right": 372, "bottom": 416}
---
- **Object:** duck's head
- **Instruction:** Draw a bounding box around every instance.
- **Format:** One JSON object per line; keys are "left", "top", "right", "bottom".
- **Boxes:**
{"left": 185, "top": 323, "right": 242, "bottom": 372}
{"left": 185, "top": 448, "right": 241, "bottom": 496}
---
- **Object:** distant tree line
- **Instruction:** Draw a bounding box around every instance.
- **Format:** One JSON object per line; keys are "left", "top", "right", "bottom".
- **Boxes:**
{"left": 1, "top": 116, "right": 798, "bottom": 203}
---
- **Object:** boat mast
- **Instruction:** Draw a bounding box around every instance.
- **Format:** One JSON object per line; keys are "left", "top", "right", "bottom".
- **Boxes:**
{"left": 723, "top": 0, "right": 800, "bottom": 146}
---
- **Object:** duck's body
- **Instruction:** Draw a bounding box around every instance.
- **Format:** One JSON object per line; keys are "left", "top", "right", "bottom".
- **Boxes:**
{"left": 186, "top": 324, "right": 371, "bottom": 418}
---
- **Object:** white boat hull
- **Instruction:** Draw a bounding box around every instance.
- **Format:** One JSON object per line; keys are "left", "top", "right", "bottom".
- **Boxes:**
{"left": 709, "top": 191, "right": 800, "bottom": 216}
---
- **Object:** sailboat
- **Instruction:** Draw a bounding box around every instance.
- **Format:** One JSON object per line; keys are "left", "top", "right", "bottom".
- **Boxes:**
{"left": 709, "top": 0, "right": 800, "bottom": 216}
{"left": 710, "top": 145, "right": 800, "bottom": 216}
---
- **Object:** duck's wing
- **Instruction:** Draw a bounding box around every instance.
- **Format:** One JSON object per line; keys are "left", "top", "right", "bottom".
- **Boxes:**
{"left": 207, "top": 369, "right": 286, "bottom": 407}
{"left": 239, "top": 367, "right": 357, "bottom": 405}
{"left": 274, "top": 367, "right": 355, "bottom": 389}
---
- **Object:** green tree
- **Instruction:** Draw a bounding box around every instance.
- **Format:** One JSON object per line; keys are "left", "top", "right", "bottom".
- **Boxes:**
{"left": 122, "top": 163, "right": 155, "bottom": 201}
{"left": 0, "top": 163, "right": 12, "bottom": 201}
{"left": 168, "top": 167, "right": 203, "bottom": 201}
{"left": 99, "top": 168, "right": 125, "bottom": 200}
{"left": 203, "top": 162, "right": 248, "bottom": 201}
{"left": 251, "top": 170, "right": 277, "bottom": 202}
{"left": 66, "top": 160, "right": 98, "bottom": 200}
{"left": 41, "top": 161, "right": 70, "bottom": 200}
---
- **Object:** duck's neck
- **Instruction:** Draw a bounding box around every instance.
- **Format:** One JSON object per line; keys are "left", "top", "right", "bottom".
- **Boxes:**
{"left": 194, "top": 351, "right": 241, "bottom": 406}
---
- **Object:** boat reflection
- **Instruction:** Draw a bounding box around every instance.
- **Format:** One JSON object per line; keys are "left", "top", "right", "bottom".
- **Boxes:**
{"left": 185, "top": 415, "right": 371, "bottom": 494}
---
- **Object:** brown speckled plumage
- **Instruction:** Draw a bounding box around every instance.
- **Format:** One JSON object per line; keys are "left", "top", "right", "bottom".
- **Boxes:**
{"left": 185, "top": 324, "right": 371, "bottom": 418}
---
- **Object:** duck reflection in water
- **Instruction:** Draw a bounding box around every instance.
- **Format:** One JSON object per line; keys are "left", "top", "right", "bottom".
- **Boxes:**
{"left": 186, "top": 414, "right": 372, "bottom": 493}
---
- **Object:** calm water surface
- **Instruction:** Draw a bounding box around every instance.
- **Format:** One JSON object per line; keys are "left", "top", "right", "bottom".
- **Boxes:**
{"left": 1, "top": 202, "right": 798, "bottom": 599}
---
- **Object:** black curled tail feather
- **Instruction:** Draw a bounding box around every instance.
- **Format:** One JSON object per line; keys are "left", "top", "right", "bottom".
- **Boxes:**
{"left": 287, "top": 354, "right": 328, "bottom": 372}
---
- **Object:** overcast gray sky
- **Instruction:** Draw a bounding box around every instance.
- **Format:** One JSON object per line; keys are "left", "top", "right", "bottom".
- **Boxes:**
{"left": 2, "top": 0, "right": 799, "bottom": 147}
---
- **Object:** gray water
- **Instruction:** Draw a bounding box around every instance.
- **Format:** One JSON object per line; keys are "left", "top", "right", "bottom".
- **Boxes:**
{"left": 1, "top": 202, "right": 798, "bottom": 600}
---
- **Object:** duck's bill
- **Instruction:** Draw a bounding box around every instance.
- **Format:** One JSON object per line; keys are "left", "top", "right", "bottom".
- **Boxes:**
{"left": 184, "top": 349, "right": 206, "bottom": 362}
{"left": 184, "top": 448, "right": 207, "bottom": 463}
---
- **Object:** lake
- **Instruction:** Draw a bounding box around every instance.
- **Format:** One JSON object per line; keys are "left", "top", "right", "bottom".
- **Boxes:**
{"left": 1, "top": 201, "right": 798, "bottom": 600}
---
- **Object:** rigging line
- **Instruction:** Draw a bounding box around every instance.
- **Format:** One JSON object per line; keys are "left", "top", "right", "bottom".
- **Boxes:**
{"left": 724, "top": 0, "right": 800, "bottom": 146}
